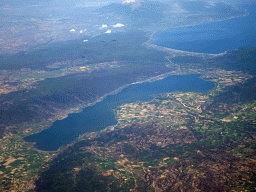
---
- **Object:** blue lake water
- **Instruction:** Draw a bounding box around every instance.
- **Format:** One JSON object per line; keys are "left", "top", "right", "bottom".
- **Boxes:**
{"left": 24, "top": 74, "right": 215, "bottom": 151}
{"left": 152, "top": 4, "right": 256, "bottom": 54}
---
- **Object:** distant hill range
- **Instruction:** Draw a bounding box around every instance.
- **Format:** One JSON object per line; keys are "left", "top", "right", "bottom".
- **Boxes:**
{"left": 97, "top": 0, "right": 165, "bottom": 26}
{"left": 96, "top": 0, "right": 246, "bottom": 29}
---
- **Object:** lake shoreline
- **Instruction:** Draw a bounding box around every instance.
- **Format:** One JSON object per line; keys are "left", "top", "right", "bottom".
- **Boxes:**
{"left": 24, "top": 73, "right": 215, "bottom": 151}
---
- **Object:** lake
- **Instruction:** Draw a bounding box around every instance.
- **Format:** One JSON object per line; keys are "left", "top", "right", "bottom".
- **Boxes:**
{"left": 24, "top": 74, "right": 215, "bottom": 151}
{"left": 152, "top": 4, "right": 256, "bottom": 54}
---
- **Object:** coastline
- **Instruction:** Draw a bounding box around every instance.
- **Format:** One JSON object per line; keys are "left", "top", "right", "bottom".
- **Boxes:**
{"left": 146, "top": 11, "right": 248, "bottom": 56}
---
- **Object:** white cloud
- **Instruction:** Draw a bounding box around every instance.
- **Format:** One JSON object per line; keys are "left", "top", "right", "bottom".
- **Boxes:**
{"left": 70, "top": 29, "right": 76, "bottom": 32}
{"left": 112, "top": 23, "right": 125, "bottom": 28}
{"left": 80, "top": 30, "right": 83, "bottom": 33}
{"left": 101, "top": 24, "right": 108, "bottom": 28}
{"left": 105, "top": 30, "right": 112, "bottom": 34}
{"left": 123, "top": 0, "right": 136, "bottom": 4}
{"left": 83, "top": 40, "right": 88, "bottom": 42}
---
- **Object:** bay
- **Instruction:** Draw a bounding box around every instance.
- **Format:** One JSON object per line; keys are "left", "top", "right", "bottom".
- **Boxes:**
{"left": 152, "top": 4, "right": 256, "bottom": 54}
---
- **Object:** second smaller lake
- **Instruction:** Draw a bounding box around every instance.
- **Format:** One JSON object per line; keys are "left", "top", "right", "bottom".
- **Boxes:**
{"left": 24, "top": 74, "right": 215, "bottom": 151}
